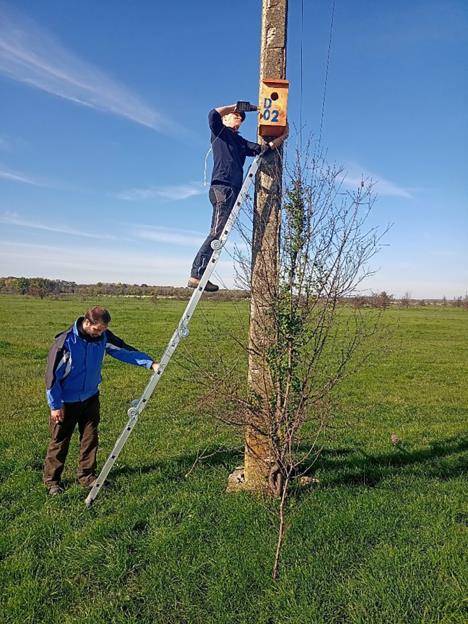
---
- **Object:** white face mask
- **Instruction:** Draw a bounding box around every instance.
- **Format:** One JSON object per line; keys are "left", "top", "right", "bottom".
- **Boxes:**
{"left": 222, "top": 113, "right": 243, "bottom": 131}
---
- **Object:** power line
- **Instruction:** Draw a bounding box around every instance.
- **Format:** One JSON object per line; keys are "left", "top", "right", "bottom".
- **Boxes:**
{"left": 299, "top": 0, "right": 304, "bottom": 152}
{"left": 317, "top": 0, "right": 336, "bottom": 149}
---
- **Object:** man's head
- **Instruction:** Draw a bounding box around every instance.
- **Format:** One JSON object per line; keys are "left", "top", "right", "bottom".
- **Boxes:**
{"left": 222, "top": 111, "right": 245, "bottom": 131}
{"left": 82, "top": 306, "right": 111, "bottom": 337}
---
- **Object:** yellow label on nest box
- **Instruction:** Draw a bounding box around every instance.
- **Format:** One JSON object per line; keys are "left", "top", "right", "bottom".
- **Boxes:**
{"left": 258, "top": 78, "right": 289, "bottom": 138}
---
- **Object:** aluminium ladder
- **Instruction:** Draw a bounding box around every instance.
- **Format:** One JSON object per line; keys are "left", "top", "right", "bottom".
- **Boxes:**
{"left": 85, "top": 154, "right": 262, "bottom": 507}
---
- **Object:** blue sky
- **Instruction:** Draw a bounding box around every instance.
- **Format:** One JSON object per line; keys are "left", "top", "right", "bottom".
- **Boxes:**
{"left": 0, "top": 0, "right": 466, "bottom": 298}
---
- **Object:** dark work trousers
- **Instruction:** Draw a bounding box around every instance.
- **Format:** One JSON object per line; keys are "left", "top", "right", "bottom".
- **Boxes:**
{"left": 191, "top": 184, "right": 238, "bottom": 278}
{"left": 43, "top": 393, "right": 100, "bottom": 488}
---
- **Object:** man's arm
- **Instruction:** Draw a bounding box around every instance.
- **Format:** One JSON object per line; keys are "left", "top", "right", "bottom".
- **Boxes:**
{"left": 209, "top": 102, "right": 258, "bottom": 134}
{"left": 214, "top": 104, "right": 237, "bottom": 117}
{"left": 208, "top": 105, "right": 237, "bottom": 134}
{"left": 244, "top": 139, "right": 262, "bottom": 157}
{"left": 244, "top": 122, "right": 289, "bottom": 157}
{"left": 105, "top": 330, "right": 155, "bottom": 369}
{"left": 45, "top": 333, "right": 71, "bottom": 422}
{"left": 216, "top": 102, "right": 258, "bottom": 116}
{"left": 265, "top": 122, "right": 289, "bottom": 150}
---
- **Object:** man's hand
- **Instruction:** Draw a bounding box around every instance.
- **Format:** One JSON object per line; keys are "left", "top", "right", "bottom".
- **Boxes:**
{"left": 151, "top": 362, "right": 160, "bottom": 372}
{"left": 51, "top": 408, "right": 64, "bottom": 424}
{"left": 235, "top": 101, "right": 258, "bottom": 113}
{"left": 268, "top": 122, "right": 289, "bottom": 150}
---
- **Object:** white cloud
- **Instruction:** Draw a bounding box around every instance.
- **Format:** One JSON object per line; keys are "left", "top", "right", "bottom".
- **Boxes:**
{"left": 1, "top": 237, "right": 463, "bottom": 296}
{"left": 343, "top": 163, "right": 413, "bottom": 199}
{"left": 1, "top": 212, "right": 204, "bottom": 246}
{"left": 133, "top": 225, "right": 204, "bottom": 246}
{"left": 0, "top": 240, "right": 235, "bottom": 286}
{"left": 0, "top": 211, "right": 121, "bottom": 240}
{"left": 0, "top": 164, "right": 48, "bottom": 187}
{"left": 0, "top": 3, "right": 173, "bottom": 132}
{"left": 115, "top": 182, "right": 205, "bottom": 201}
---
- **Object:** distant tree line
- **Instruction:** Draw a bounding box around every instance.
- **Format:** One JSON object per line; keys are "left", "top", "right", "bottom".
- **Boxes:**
{"left": 1, "top": 277, "right": 466, "bottom": 308}
{"left": 349, "top": 291, "right": 468, "bottom": 309}
{"left": 0, "top": 276, "right": 250, "bottom": 301}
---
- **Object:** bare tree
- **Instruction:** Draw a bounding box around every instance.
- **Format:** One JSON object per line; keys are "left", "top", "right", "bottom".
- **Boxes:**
{"left": 183, "top": 147, "right": 386, "bottom": 578}
{"left": 370, "top": 290, "right": 393, "bottom": 309}
{"left": 401, "top": 291, "right": 411, "bottom": 308}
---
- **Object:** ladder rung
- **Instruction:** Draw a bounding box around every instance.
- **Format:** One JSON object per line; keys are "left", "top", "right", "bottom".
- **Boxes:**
{"left": 85, "top": 153, "right": 262, "bottom": 507}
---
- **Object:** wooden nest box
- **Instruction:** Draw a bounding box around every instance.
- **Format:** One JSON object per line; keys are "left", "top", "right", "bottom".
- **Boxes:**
{"left": 258, "top": 78, "right": 289, "bottom": 138}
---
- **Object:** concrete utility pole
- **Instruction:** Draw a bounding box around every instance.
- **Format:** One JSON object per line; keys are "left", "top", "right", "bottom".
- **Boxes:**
{"left": 228, "top": 0, "right": 288, "bottom": 493}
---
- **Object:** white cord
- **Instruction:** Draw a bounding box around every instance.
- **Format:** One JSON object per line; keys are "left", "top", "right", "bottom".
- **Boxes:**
{"left": 203, "top": 146, "right": 212, "bottom": 187}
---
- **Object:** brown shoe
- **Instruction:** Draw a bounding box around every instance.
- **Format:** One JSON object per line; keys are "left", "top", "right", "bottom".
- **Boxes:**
{"left": 187, "top": 277, "right": 219, "bottom": 292}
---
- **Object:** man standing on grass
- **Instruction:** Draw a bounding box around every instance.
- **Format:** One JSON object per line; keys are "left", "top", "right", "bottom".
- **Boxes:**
{"left": 188, "top": 101, "right": 288, "bottom": 292}
{"left": 43, "top": 306, "right": 158, "bottom": 496}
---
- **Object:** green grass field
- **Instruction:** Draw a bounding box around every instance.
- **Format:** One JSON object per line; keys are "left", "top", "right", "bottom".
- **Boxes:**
{"left": 0, "top": 295, "right": 466, "bottom": 623}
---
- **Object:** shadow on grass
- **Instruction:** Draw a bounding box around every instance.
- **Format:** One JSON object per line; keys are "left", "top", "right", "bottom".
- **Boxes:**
{"left": 105, "top": 435, "right": 467, "bottom": 495}
{"left": 110, "top": 446, "right": 243, "bottom": 481}
{"left": 299, "top": 435, "right": 468, "bottom": 490}
{"left": 28, "top": 437, "right": 466, "bottom": 493}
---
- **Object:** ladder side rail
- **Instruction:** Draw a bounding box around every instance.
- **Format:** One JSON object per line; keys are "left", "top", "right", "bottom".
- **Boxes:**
{"left": 85, "top": 415, "right": 138, "bottom": 506}
{"left": 85, "top": 324, "right": 183, "bottom": 506}
{"left": 85, "top": 156, "right": 260, "bottom": 507}
{"left": 129, "top": 153, "right": 261, "bottom": 420}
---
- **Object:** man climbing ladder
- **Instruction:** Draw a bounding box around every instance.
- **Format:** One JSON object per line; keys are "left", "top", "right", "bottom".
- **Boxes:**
{"left": 85, "top": 100, "right": 288, "bottom": 507}
{"left": 188, "top": 101, "right": 288, "bottom": 291}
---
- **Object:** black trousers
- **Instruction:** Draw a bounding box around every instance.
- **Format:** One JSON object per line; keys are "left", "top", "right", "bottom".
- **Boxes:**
{"left": 190, "top": 184, "right": 238, "bottom": 278}
{"left": 43, "top": 393, "right": 100, "bottom": 487}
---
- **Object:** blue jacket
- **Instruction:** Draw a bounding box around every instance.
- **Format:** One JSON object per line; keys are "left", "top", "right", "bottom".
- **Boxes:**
{"left": 209, "top": 109, "right": 261, "bottom": 190}
{"left": 45, "top": 317, "right": 154, "bottom": 409}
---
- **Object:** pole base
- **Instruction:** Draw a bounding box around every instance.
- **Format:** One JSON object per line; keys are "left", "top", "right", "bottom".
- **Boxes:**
{"left": 226, "top": 465, "right": 271, "bottom": 494}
